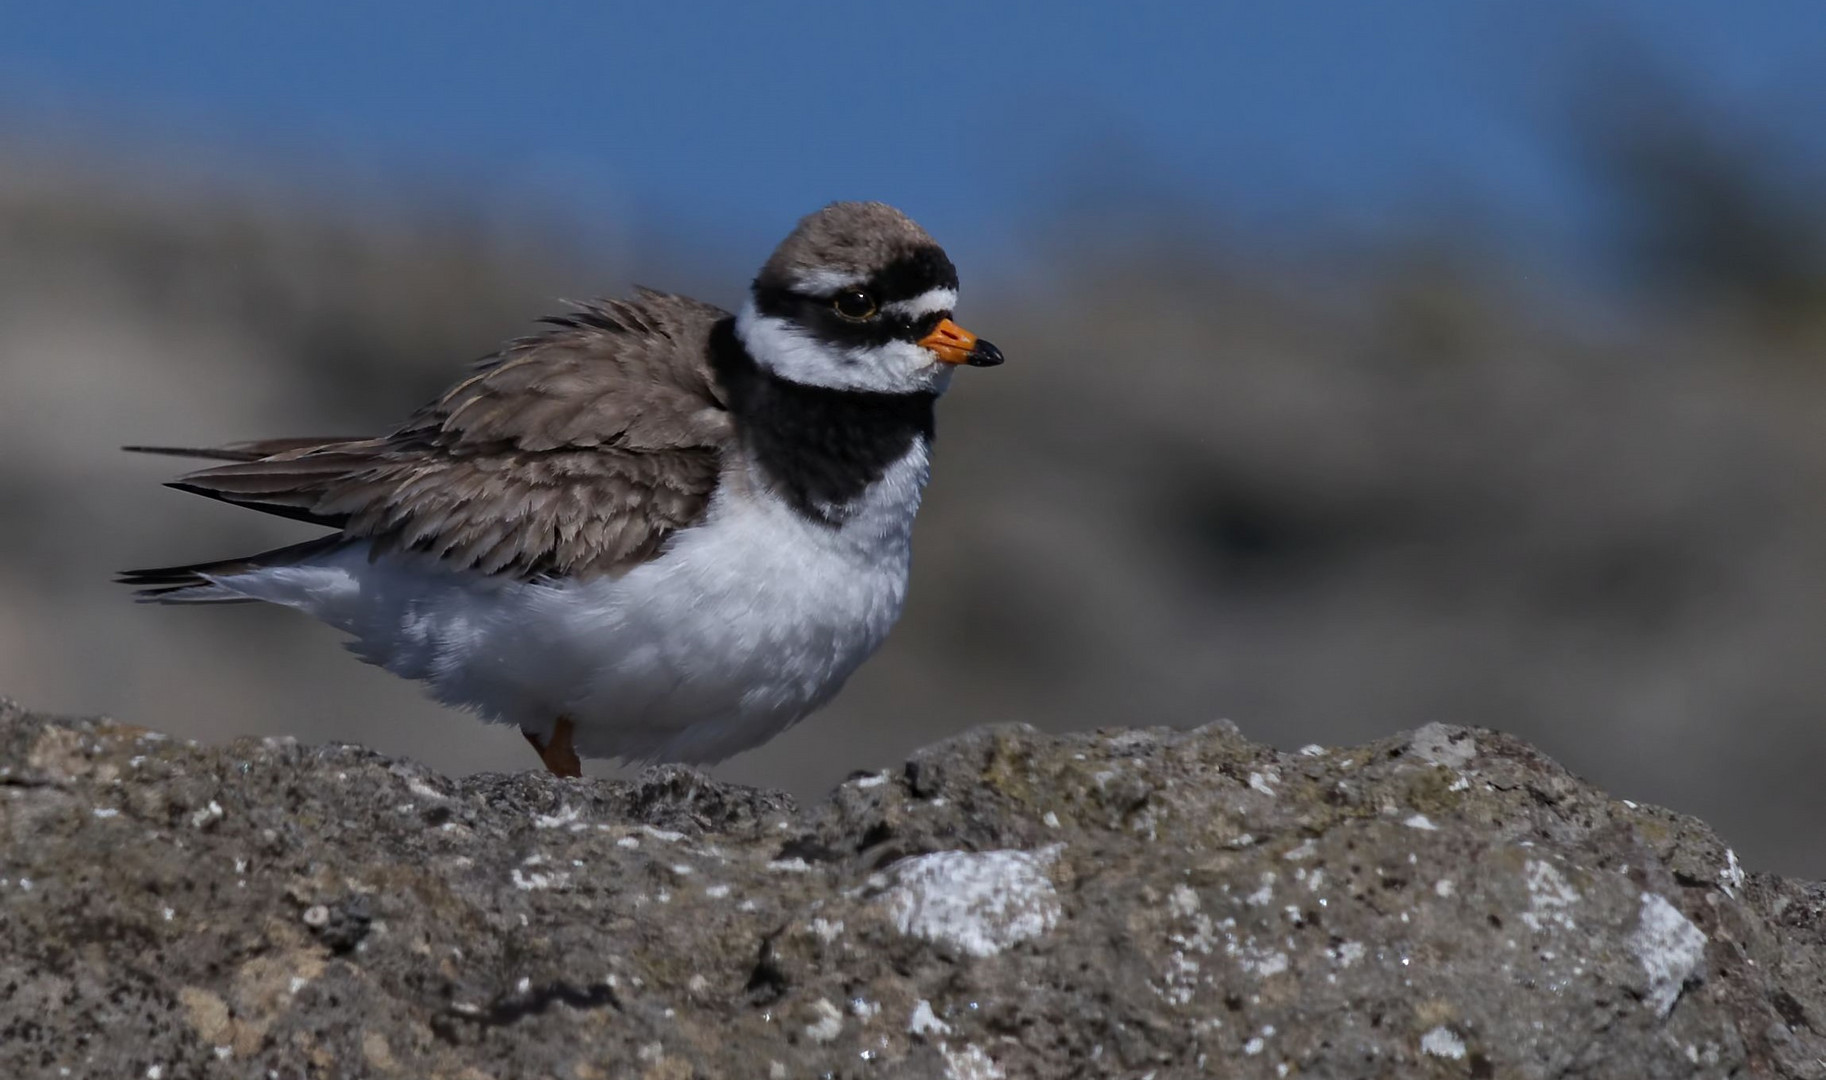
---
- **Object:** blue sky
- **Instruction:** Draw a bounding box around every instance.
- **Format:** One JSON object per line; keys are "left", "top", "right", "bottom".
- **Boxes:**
{"left": 2, "top": 1, "right": 1822, "bottom": 268}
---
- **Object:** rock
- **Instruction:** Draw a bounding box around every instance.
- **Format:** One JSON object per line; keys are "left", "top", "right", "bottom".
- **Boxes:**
{"left": 1, "top": 701, "right": 1823, "bottom": 1078}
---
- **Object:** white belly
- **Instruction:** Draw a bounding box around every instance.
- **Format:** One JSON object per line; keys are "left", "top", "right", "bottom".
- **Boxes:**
{"left": 216, "top": 446, "right": 928, "bottom": 763}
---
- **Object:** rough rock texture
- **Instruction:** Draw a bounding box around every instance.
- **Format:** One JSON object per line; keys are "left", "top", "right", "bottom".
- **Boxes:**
{"left": 4, "top": 699, "right": 1826, "bottom": 1078}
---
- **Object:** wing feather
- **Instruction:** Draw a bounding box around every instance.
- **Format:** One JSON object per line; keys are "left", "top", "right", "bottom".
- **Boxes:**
{"left": 145, "top": 292, "right": 735, "bottom": 580}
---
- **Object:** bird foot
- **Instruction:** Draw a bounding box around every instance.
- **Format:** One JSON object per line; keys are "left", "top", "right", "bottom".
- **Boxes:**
{"left": 522, "top": 716, "right": 582, "bottom": 778}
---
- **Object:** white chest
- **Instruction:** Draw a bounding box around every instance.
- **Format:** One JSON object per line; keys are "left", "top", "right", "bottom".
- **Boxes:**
{"left": 533, "top": 441, "right": 932, "bottom": 758}
{"left": 602, "top": 443, "right": 926, "bottom": 661}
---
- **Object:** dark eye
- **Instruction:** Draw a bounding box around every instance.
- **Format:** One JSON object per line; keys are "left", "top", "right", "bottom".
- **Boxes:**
{"left": 832, "top": 289, "right": 877, "bottom": 320}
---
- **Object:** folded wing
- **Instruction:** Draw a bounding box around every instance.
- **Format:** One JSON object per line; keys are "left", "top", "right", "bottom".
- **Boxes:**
{"left": 130, "top": 290, "right": 735, "bottom": 581}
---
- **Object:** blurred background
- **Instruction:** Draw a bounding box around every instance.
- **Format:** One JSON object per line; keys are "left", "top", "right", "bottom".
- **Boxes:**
{"left": 5, "top": 2, "right": 1826, "bottom": 870}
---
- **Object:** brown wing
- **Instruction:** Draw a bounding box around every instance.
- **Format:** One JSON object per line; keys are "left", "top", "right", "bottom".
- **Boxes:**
{"left": 145, "top": 290, "right": 735, "bottom": 579}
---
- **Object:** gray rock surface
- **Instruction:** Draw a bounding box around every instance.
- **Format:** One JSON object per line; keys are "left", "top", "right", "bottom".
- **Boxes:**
{"left": 3, "top": 698, "right": 1825, "bottom": 1079}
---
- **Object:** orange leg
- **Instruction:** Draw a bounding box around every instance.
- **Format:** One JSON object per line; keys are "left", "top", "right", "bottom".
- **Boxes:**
{"left": 522, "top": 715, "right": 582, "bottom": 778}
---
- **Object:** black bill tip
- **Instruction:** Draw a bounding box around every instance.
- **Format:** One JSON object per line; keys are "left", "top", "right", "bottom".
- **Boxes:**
{"left": 966, "top": 338, "right": 1005, "bottom": 367}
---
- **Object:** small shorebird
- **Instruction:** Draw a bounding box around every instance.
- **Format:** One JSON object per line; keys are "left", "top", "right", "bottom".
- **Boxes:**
{"left": 121, "top": 202, "right": 1002, "bottom": 776}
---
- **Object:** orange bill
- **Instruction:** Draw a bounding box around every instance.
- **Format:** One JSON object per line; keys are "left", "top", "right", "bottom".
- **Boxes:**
{"left": 917, "top": 318, "right": 1003, "bottom": 367}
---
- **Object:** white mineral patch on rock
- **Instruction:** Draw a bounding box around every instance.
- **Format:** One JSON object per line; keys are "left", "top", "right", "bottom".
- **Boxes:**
{"left": 1720, "top": 850, "right": 1744, "bottom": 897}
{"left": 803, "top": 998, "right": 843, "bottom": 1043}
{"left": 885, "top": 846, "right": 1063, "bottom": 957}
{"left": 1409, "top": 724, "right": 1477, "bottom": 769}
{"left": 1235, "top": 944, "right": 1289, "bottom": 978}
{"left": 1283, "top": 839, "right": 1318, "bottom": 861}
{"left": 1630, "top": 892, "right": 1707, "bottom": 1017}
{"left": 941, "top": 1042, "right": 1005, "bottom": 1080}
{"left": 1420, "top": 1026, "right": 1466, "bottom": 1060}
{"left": 533, "top": 805, "right": 580, "bottom": 829}
{"left": 510, "top": 866, "right": 568, "bottom": 891}
{"left": 1520, "top": 859, "right": 1579, "bottom": 932}
{"left": 1156, "top": 950, "right": 1203, "bottom": 1004}
{"left": 909, "top": 999, "right": 951, "bottom": 1037}
{"left": 1403, "top": 814, "right": 1438, "bottom": 831}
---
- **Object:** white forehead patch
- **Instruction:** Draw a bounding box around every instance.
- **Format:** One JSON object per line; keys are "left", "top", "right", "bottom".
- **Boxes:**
{"left": 882, "top": 288, "right": 958, "bottom": 320}
{"left": 791, "top": 268, "right": 867, "bottom": 295}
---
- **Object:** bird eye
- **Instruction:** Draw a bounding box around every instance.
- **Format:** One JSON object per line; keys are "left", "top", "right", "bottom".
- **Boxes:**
{"left": 832, "top": 289, "right": 877, "bottom": 321}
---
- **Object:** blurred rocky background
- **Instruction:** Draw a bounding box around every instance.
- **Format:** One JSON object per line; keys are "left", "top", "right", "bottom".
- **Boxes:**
{"left": 5, "top": 5, "right": 1826, "bottom": 872}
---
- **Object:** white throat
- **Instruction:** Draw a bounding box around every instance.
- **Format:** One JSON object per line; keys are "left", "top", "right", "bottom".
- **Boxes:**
{"left": 735, "top": 298, "right": 955, "bottom": 395}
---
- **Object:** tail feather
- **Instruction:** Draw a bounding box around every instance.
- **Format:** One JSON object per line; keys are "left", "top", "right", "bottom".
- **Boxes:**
{"left": 118, "top": 536, "right": 345, "bottom": 603}
{"left": 127, "top": 440, "right": 375, "bottom": 528}
{"left": 123, "top": 437, "right": 359, "bottom": 464}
